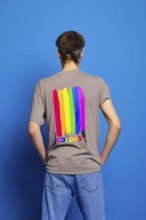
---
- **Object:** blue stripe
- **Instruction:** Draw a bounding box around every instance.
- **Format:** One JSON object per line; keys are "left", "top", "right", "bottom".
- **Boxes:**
{"left": 72, "top": 87, "right": 80, "bottom": 134}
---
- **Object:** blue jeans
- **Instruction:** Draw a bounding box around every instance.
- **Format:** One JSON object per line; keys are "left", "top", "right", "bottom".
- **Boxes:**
{"left": 41, "top": 169, "right": 105, "bottom": 220}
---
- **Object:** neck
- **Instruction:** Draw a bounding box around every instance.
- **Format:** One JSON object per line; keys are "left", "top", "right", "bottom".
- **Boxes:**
{"left": 61, "top": 60, "right": 79, "bottom": 72}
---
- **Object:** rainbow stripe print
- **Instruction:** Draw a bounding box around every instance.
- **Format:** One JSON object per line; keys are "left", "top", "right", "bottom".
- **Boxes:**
{"left": 52, "top": 86, "right": 87, "bottom": 144}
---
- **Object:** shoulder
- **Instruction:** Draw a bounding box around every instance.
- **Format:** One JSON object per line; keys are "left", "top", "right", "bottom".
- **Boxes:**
{"left": 36, "top": 72, "right": 61, "bottom": 86}
{"left": 81, "top": 71, "right": 108, "bottom": 86}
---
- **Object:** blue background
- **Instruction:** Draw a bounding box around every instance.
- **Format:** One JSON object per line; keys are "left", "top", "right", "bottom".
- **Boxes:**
{"left": 0, "top": 0, "right": 146, "bottom": 219}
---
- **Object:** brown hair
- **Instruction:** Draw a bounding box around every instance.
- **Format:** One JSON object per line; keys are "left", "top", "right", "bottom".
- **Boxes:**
{"left": 56, "top": 31, "right": 85, "bottom": 65}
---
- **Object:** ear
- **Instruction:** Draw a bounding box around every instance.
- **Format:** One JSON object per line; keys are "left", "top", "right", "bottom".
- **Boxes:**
{"left": 79, "top": 50, "right": 84, "bottom": 59}
{"left": 57, "top": 50, "right": 61, "bottom": 58}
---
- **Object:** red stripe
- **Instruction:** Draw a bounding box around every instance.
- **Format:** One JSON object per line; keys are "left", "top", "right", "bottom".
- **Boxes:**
{"left": 53, "top": 90, "right": 62, "bottom": 136}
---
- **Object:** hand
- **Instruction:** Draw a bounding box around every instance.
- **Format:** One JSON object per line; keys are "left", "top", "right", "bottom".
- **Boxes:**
{"left": 99, "top": 154, "right": 108, "bottom": 166}
{"left": 41, "top": 158, "right": 48, "bottom": 165}
{"left": 40, "top": 154, "right": 48, "bottom": 165}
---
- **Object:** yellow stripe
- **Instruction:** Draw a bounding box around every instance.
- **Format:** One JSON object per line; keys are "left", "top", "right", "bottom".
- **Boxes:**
{"left": 63, "top": 88, "right": 71, "bottom": 133}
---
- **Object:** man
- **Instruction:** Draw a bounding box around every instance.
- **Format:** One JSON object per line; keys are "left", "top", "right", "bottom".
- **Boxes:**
{"left": 28, "top": 30, "right": 121, "bottom": 220}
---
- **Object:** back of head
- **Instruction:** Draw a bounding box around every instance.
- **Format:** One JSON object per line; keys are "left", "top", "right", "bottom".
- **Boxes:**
{"left": 56, "top": 31, "right": 85, "bottom": 65}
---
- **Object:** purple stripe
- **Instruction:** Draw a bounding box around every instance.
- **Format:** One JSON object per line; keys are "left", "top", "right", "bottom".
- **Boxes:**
{"left": 78, "top": 87, "right": 85, "bottom": 131}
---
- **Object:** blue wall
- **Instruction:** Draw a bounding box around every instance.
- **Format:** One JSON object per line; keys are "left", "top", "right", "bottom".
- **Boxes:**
{"left": 0, "top": 0, "right": 146, "bottom": 219}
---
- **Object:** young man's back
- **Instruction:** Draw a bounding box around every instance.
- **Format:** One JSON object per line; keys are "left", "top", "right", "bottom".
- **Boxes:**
{"left": 30, "top": 69, "right": 110, "bottom": 175}
{"left": 28, "top": 31, "right": 121, "bottom": 220}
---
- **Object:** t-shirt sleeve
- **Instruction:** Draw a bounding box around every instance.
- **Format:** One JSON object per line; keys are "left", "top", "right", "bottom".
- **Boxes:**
{"left": 29, "top": 80, "right": 46, "bottom": 125}
{"left": 99, "top": 78, "right": 110, "bottom": 108}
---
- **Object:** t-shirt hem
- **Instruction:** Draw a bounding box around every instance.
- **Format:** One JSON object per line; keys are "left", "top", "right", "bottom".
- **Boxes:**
{"left": 29, "top": 118, "right": 44, "bottom": 126}
{"left": 99, "top": 97, "right": 110, "bottom": 108}
{"left": 45, "top": 167, "right": 101, "bottom": 175}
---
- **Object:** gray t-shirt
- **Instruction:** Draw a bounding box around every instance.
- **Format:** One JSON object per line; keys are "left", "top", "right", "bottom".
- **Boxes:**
{"left": 29, "top": 69, "right": 110, "bottom": 174}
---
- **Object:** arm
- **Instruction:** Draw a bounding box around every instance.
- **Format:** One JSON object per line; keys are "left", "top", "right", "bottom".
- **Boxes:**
{"left": 28, "top": 121, "right": 47, "bottom": 164}
{"left": 100, "top": 99, "right": 121, "bottom": 166}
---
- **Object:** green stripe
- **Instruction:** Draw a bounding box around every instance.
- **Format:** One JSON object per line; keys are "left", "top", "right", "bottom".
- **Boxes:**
{"left": 69, "top": 87, "right": 75, "bottom": 133}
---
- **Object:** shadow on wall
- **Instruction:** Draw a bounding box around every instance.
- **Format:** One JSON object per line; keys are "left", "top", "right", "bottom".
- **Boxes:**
{"left": 1, "top": 123, "right": 46, "bottom": 220}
